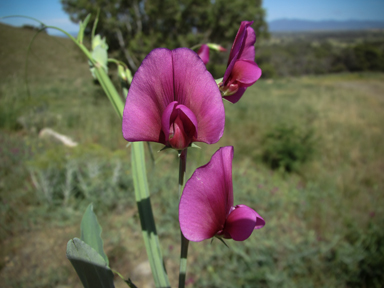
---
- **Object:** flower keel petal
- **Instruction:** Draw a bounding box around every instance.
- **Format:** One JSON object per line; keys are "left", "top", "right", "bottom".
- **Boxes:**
{"left": 224, "top": 205, "right": 263, "bottom": 241}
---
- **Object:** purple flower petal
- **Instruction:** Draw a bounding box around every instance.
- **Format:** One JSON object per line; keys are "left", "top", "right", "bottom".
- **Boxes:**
{"left": 176, "top": 104, "right": 198, "bottom": 139}
{"left": 122, "top": 48, "right": 174, "bottom": 143}
{"left": 161, "top": 103, "right": 198, "bottom": 149}
{"left": 238, "top": 25, "right": 256, "bottom": 61}
{"left": 161, "top": 101, "right": 178, "bottom": 142}
{"left": 254, "top": 211, "right": 266, "bottom": 230}
{"left": 179, "top": 147, "right": 234, "bottom": 242}
{"left": 222, "top": 87, "right": 246, "bottom": 104}
{"left": 231, "top": 60, "right": 262, "bottom": 87}
{"left": 197, "top": 44, "right": 210, "bottom": 65}
{"left": 227, "top": 21, "right": 254, "bottom": 67}
{"left": 224, "top": 204, "right": 264, "bottom": 241}
{"left": 172, "top": 48, "right": 225, "bottom": 145}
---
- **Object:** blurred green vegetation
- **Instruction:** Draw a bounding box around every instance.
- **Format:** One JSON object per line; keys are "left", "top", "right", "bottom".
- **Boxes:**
{"left": 256, "top": 30, "right": 384, "bottom": 78}
{"left": 0, "top": 24, "right": 383, "bottom": 287}
{"left": 61, "top": 0, "right": 268, "bottom": 72}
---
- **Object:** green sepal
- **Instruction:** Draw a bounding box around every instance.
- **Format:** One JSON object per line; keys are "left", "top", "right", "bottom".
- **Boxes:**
{"left": 212, "top": 236, "right": 230, "bottom": 248}
{"left": 190, "top": 143, "right": 201, "bottom": 149}
{"left": 66, "top": 238, "right": 115, "bottom": 288}
{"left": 80, "top": 203, "right": 109, "bottom": 266}
{"left": 92, "top": 45, "right": 108, "bottom": 72}
{"left": 215, "top": 77, "right": 223, "bottom": 85}
{"left": 158, "top": 145, "right": 171, "bottom": 152}
{"left": 92, "top": 34, "right": 109, "bottom": 50}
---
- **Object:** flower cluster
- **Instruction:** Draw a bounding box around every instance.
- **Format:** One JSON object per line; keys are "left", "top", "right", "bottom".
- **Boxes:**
{"left": 122, "top": 21, "right": 264, "bottom": 243}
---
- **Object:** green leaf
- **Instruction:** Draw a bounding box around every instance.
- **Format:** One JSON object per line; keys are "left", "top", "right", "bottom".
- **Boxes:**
{"left": 81, "top": 203, "right": 108, "bottom": 265}
{"left": 67, "top": 238, "right": 115, "bottom": 288}
{"left": 77, "top": 14, "right": 91, "bottom": 44}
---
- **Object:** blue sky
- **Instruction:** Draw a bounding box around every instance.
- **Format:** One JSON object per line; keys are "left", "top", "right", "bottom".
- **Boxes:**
{"left": 263, "top": 0, "right": 384, "bottom": 21}
{"left": 1, "top": 0, "right": 383, "bottom": 35}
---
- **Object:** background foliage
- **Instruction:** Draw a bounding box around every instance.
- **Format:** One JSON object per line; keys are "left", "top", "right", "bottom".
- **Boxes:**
{"left": 256, "top": 30, "right": 384, "bottom": 78}
{"left": 61, "top": 0, "right": 268, "bottom": 72}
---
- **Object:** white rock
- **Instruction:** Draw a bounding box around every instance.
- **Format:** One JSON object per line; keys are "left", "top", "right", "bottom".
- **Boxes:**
{"left": 39, "top": 128, "right": 78, "bottom": 147}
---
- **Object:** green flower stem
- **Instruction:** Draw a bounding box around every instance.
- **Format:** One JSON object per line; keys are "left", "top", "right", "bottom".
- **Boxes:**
{"left": 132, "top": 142, "right": 170, "bottom": 288}
{"left": 178, "top": 149, "right": 190, "bottom": 288}
{"left": 95, "top": 62, "right": 170, "bottom": 288}
{"left": 178, "top": 149, "right": 188, "bottom": 196}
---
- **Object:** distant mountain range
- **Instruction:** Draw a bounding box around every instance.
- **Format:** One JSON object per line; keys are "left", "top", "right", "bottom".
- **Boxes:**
{"left": 269, "top": 19, "right": 384, "bottom": 32}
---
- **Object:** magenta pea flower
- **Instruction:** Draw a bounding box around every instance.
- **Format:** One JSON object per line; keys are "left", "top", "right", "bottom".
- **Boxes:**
{"left": 219, "top": 21, "right": 262, "bottom": 104}
{"left": 122, "top": 48, "right": 225, "bottom": 150}
{"left": 179, "top": 146, "right": 265, "bottom": 242}
{"left": 197, "top": 44, "right": 210, "bottom": 65}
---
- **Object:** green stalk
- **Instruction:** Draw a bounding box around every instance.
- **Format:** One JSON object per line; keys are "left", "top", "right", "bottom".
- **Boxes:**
{"left": 178, "top": 149, "right": 190, "bottom": 288}
{"left": 132, "top": 142, "right": 170, "bottom": 287}
{"left": 94, "top": 61, "right": 170, "bottom": 288}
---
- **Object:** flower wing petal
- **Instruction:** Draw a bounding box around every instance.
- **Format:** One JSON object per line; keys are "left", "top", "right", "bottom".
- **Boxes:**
{"left": 232, "top": 60, "right": 262, "bottom": 87}
{"left": 177, "top": 104, "right": 198, "bottom": 139}
{"left": 161, "top": 101, "right": 178, "bottom": 142}
{"left": 179, "top": 146, "right": 234, "bottom": 242}
{"left": 224, "top": 205, "right": 265, "bottom": 241}
{"left": 171, "top": 48, "right": 225, "bottom": 144}
{"left": 222, "top": 87, "right": 246, "bottom": 104}
{"left": 122, "top": 48, "right": 174, "bottom": 143}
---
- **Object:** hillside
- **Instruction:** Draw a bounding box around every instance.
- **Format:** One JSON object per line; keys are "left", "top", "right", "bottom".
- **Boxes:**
{"left": 0, "top": 23, "right": 89, "bottom": 80}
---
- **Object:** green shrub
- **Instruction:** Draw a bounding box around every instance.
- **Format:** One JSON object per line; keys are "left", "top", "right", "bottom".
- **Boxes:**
{"left": 27, "top": 144, "right": 133, "bottom": 211}
{"left": 261, "top": 124, "right": 315, "bottom": 172}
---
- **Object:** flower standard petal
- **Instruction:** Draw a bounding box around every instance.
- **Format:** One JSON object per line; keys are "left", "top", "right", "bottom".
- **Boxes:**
{"left": 179, "top": 147, "right": 234, "bottom": 242}
{"left": 171, "top": 48, "right": 225, "bottom": 145}
{"left": 227, "top": 21, "right": 254, "bottom": 66}
{"left": 122, "top": 48, "right": 174, "bottom": 143}
{"left": 238, "top": 25, "right": 256, "bottom": 61}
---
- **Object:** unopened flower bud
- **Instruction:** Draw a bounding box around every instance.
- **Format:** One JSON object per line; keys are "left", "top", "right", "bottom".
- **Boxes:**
{"left": 207, "top": 43, "right": 227, "bottom": 52}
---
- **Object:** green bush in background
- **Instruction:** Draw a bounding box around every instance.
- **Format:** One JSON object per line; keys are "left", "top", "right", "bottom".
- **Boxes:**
{"left": 261, "top": 124, "right": 315, "bottom": 172}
